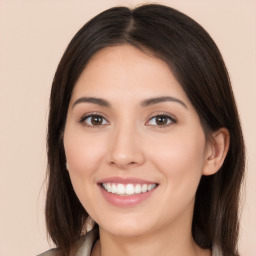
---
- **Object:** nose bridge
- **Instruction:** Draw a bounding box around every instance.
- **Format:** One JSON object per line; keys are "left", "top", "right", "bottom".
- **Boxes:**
{"left": 108, "top": 119, "right": 144, "bottom": 168}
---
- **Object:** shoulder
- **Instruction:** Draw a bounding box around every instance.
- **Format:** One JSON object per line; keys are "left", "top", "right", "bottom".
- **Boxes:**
{"left": 36, "top": 248, "right": 57, "bottom": 256}
{"left": 212, "top": 244, "right": 224, "bottom": 256}
{"left": 36, "top": 229, "right": 99, "bottom": 256}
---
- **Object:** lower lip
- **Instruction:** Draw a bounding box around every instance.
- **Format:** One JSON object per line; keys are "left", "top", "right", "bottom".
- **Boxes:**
{"left": 99, "top": 185, "right": 157, "bottom": 207}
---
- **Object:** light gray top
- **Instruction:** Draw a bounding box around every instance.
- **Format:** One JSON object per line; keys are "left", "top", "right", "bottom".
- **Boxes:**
{"left": 37, "top": 229, "right": 221, "bottom": 256}
{"left": 37, "top": 229, "right": 98, "bottom": 256}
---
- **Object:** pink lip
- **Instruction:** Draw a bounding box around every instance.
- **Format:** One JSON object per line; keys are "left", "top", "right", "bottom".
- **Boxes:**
{"left": 98, "top": 176, "right": 156, "bottom": 185}
{"left": 97, "top": 176, "right": 158, "bottom": 207}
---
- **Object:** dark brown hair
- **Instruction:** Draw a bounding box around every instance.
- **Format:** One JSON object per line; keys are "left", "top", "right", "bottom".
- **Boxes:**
{"left": 46, "top": 4, "right": 245, "bottom": 256}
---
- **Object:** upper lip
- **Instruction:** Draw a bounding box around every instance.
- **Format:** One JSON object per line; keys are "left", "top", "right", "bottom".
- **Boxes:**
{"left": 98, "top": 176, "right": 158, "bottom": 185}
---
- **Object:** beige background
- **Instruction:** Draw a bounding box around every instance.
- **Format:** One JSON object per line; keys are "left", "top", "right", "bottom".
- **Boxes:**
{"left": 0, "top": 1, "right": 255, "bottom": 255}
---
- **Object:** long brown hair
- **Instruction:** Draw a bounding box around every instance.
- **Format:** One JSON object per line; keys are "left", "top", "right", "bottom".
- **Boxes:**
{"left": 46, "top": 4, "right": 245, "bottom": 256}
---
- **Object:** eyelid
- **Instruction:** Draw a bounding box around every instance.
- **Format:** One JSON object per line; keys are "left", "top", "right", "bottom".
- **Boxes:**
{"left": 145, "top": 112, "right": 177, "bottom": 127}
{"left": 79, "top": 111, "right": 110, "bottom": 127}
{"left": 78, "top": 111, "right": 176, "bottom": 128}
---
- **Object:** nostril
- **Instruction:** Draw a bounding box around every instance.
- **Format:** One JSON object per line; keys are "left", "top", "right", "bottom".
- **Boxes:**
{"left": 109, "top": 160, "right": 140, "bottom": 169}
{"left": 110, "top": 161, "right": 136, "bottom": 165}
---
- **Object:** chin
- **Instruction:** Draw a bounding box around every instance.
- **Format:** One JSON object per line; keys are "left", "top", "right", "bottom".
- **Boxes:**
{"left": 101, "top": 225, "right": 150, "bottom": 238}
{"left": 96, "top": 213, "right": 158, "bottom": 238}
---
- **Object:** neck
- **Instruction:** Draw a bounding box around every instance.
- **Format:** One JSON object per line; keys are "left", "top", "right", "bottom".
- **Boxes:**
{"left": 91, "top": 215, "right": 210, "bottom": 256}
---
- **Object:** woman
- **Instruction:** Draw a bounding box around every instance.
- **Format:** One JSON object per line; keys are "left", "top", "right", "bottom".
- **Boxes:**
{"left": 39, "top": 4, "right": 245, "bottom": 256}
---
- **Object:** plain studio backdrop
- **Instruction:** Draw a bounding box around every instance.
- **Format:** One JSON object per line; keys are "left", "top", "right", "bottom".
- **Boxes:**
{"left": 0, "top": 1, "right": 255, "bottom": 255}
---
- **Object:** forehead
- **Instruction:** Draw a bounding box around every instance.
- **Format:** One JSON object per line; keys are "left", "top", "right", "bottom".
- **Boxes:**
{"left": 71, "top": 45, "right": 190, "bottom": 105}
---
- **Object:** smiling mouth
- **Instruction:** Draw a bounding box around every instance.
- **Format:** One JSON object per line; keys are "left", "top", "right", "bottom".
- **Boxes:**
{"left": 101, "top": 183, "right": 158, "bottom": 196}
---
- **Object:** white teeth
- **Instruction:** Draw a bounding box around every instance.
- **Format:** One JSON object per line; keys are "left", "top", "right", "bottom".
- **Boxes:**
{"left": 141, "top": 184, "right": 148, "bottom": 193}
{"left": 111, "top": 184, "right": 117, "bottom": 193}
{"left": 102, "top": 183, "right": 157, "bottom": 196}
{"left": 125, "top": 184, "right": 134, "bottom": 195}
{"left": 135, "top": 184, "right": 142, "bottom": 194}
{"left": 107, "top": 183, "right": 112, "bottom": 193}
{"left": 116, "top": 184, "right": 125, "bottom": 195}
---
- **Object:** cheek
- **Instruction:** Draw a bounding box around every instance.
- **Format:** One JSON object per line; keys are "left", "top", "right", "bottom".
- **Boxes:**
{"left": 145, "top": 129, "right": 206, "bottom": 222}
{"left": 63, "top": 128, "right": 107, "bottom": 180}
{"left": 64, "top": 130, "right": 102, "bottom": 169}
{"left": 63, "top": 128, "right": 108, "bottom": 214}
{"left": 148, "top": 128, "right": 206, "bottom": 192}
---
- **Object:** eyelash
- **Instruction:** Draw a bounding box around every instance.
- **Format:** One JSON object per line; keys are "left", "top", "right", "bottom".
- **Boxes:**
{"left": 79, "top": 112, "right": 177, "bottom": 128}
{"left": 79, "top": 112, "right": 109, "bottom": 128}
{"left": 146, "top": 112, "right": 177, "bottom": 128}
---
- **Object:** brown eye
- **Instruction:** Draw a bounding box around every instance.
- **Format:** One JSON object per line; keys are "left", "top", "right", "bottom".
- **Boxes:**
{"left": 147, "top": 114, "right": 176, "bottom": 127}
{"left": 155, "top": 116, "right": 169, "bottom": 125}
{"left": 91, "top": 115, "right": 103, "bottom": 125}
{"left": 81, "top": 114, "right": 109, "bottom": 127}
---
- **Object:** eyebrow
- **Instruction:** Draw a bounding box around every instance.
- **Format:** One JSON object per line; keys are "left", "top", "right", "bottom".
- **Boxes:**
{"left": 72, "top": 96, "right": 187, "bottom": 109}
{"left": 72, "top": 97, "right": 111, "bottom": 108}
{"left": 141, "top": 96, "right": 187, "bottom": 109}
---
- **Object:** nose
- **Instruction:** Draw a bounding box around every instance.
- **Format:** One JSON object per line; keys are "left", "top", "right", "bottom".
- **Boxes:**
{"left": 107, "top": 124, "right": 145, "bottom": 170}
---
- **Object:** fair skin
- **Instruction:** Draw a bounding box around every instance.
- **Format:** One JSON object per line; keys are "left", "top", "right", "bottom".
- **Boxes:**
{"left": 63, "top": 45, "right": 229, "bottom": 256}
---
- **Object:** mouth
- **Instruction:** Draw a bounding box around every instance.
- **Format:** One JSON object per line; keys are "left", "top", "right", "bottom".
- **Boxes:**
{"left": 97, "top": 177, "right": 159, "bottom": 207}
{"left": 101, "top": 183, "right": 158, "bottom": 196}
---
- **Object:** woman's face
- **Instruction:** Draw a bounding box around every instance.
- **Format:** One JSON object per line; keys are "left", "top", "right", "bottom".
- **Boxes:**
{"left": 64, "top": 45, "right": 212, "bottom": 238}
